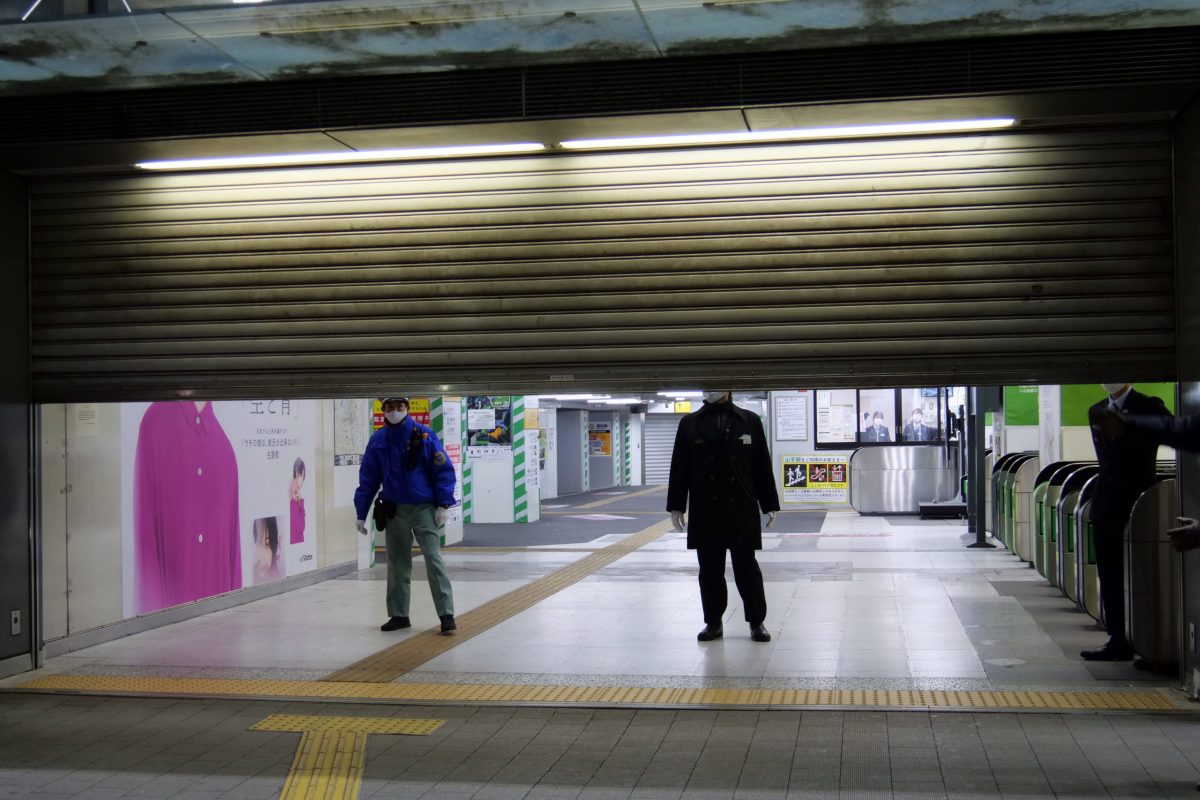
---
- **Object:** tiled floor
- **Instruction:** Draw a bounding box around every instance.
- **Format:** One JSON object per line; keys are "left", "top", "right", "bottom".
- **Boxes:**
{"left": 2, "top": 490, "right": 1173, "bottom": 691}
{"left": 4, "top": 487, "right": 1200, "bottom": 798}
{"left": 3, "top": 692, "right": 1200, "bottom": 799}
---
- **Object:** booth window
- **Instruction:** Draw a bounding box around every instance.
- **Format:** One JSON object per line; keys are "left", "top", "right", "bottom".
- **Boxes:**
{"left": 816, "top": 388, "right": 956, "bottom": 449}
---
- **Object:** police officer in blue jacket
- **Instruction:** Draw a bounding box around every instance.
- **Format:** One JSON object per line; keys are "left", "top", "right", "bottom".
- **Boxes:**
{"left": 355, "top": 397, "right": 459, "bottom": 634}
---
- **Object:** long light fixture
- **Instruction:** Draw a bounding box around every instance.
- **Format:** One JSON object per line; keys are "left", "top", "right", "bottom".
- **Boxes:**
{"left": 558, "top": 118, "right": 1016, "bottom": 151}
{"left": 656, "top": 390, "right": 703, "bottom": 397}
{"left": 136, "top": 142, "right": 547, "bottom": 171}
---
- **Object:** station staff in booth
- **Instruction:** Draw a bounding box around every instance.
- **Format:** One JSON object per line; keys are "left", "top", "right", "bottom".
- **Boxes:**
{"left": 355, "top": 397, "right": 459, "bottom": 635}
{"left": 1083, "top": 383, "right": 1170, "bottom": 661}
{"left": 902, "top": 408, "right": 933, "bottom": 442}
{"left": 861, "top": 411, "right": 891, "bottom": 442}
{"left": 666, "top": 390, "right": 780, "bottom": 643}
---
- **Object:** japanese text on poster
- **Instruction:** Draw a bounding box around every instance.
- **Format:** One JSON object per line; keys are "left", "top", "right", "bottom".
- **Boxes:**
{"left": 781, "top": 454, "right": 849, "bottom": 504}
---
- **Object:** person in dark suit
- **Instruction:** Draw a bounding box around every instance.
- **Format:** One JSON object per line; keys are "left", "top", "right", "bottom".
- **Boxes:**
{"left": 902, "top": 408, "right": 933, "bottom": 442}
{"left": 1098, "top": 409, "right": 1200, "bottom": 551}
{"left": 1083, "top": 383, "right": 1171, "bottom": 661}
{"left": 861, "top": 411, "right": 890, "bottom": 442}
{"left": 667, "top": 391, "right": 780, "bottom": 643}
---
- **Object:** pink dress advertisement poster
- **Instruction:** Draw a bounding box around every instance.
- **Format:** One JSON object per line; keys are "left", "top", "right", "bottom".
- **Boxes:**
{"left": 120, "top": 400, "right": 318, "bottom": 618}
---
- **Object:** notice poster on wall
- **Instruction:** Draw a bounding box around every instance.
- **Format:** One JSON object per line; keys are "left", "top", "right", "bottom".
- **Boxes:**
{"left": 120, "top": 400, "right": 319, "bottom": 618}
{"left": 589, "top": 421, "right": 612, "bottom": 456}
{"left": 781, "top": 454, "right": 849, "bottom": 504}
{"left": 465, "top": 396, "right": 513, "bottom": 460}
{"left": 408, "top": 398, "right": 431, "bottom": 426}
{"left": 773, "top": 392, "right": 810, "bottom": 441}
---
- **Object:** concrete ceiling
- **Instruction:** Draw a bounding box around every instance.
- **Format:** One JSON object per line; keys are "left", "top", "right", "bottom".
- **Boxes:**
{"left": 2, "top": 0, "right": 1200, "bottom": 97}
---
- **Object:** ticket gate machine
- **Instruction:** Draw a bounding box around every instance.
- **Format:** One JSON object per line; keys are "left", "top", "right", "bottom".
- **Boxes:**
{"left": 1032, "top": 461, "right": 1072, "bottom": 578}
{"left": 1125, "top": 477, "right": 1180, "bottom": 670}
{"left": 990, "top": 452, "right": 1031, "bottom": 544}
{"left": 1008, "top": 455, "right": 1041, "bottom": 561}
{"left": 1056, "top": 465, "right": 1098, "bottom": 602}
{"left": 1073, "top": 475, "right": 1101, "bottom": 616}
{"left": 1041, "top": 463, "right": 1096, "bottom": 588}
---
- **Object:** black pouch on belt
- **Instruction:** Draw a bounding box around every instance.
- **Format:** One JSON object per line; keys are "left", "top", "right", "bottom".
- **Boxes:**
{"left": 373, "top": 498, "right": 398, "bottom": 530}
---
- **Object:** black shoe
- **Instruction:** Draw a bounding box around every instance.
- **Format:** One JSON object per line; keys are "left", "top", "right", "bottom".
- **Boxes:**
{"left": 750, "top": 624, "right": 771, "bottom": 643}
{"left": 1080, "top": 639, "right": 1134, "bottom": 661}
{"left": 697, "top": 624, "right": 723, "bottom": 642}
{"left": 380, "top": 616, "right": 411, "bottom": 631}
{"left": 440, "top": 615, "right": 457, "bottom": 635}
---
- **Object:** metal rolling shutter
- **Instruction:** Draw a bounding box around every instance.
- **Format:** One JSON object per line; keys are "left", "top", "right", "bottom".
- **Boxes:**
{"left": 29, "top": 125, "right": 1173, "bottom": 401}
{"left": 643, "top": 414, "right": 683, "bottom": 486}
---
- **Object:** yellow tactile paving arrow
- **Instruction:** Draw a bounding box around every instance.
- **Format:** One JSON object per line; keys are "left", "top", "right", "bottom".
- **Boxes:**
{"left": 250, "top": 714, "right": 443, "bottom": 800}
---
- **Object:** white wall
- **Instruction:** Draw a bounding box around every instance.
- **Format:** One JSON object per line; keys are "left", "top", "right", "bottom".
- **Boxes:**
{"left": 538, "top": 406, "right": 558, "bottom": 500}
{"left": 629, "top": 413, "right": 644, "bottom": 485}
{"left": 767, "top": 390, "right": 853, "bottom": 508}
{"left": 557, "top": 410, "right": 586, "bottom": 495}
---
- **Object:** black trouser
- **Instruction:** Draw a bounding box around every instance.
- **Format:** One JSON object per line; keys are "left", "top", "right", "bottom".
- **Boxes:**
{"left": 1094, "top": 502, "right": 1135, "bottom": 642}
{"left": 696, "top": 542, "right": 767, "bottom": 626}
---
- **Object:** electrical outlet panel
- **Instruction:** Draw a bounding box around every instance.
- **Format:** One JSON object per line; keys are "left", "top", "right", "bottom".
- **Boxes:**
{"left": 8, "top": 610, "right": 18, "bottom": 637}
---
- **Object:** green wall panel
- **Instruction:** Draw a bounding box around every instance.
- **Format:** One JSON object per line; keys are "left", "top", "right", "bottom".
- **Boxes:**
{"left": 1003, "top": 386, "right": 1039, "bottom": 426}
{"left": 1060, "top": 383, "right": 1176, "bottom": 426}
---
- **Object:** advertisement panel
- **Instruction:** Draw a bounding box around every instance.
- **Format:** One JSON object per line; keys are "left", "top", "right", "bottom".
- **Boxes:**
{"left": 465, "top": 396, "right": 513, "bottom": 460}
{"left": 588, "top": 421, "right": 612, "bottom": 456}
{"left": 781, "top": 454, "right": 849, "bottom": 504}
{"left": 120, "top": 399, "right": 318, "bottom": 617}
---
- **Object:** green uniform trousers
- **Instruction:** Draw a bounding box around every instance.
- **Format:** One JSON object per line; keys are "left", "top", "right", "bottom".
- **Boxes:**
{"left": 384, "top": 502, "right": 454, "bottom": 618}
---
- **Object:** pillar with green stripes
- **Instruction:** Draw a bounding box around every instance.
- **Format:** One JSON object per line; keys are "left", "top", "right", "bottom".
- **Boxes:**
{"left": 623, "top": 416, "right": 631, "bottom": 487}
{"left": 512, "top": 396, "right": 530, "bottom": 522}
{"left": 461, "top": 397, "right": 473, "bottom": 523}
{"left": 430, "top": 397, "right": 448, "bottom": 545}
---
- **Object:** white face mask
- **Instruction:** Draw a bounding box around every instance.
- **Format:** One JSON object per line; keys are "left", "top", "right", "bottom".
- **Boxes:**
{"left": 1100, "top": 383, "right": 1128, "bottom": 396}
{"left": 384, "top": 410, "right": 407, "bottom": 425}
{"left": 703, "top": 391, "right": 728, "bottom": 403}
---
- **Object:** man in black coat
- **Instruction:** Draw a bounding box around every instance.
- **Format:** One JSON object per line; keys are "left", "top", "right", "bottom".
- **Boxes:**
{"left": 1084, "top": 383, "right": 1171, "bottom": 661}
{"left": 666, "top": 391, "right": 781, "bottom": 643}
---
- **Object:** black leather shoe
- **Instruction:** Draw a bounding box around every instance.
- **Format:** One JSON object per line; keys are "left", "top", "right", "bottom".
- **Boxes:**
{"left": 440, "top": 615, "right": 457, "bottom": 635}
{"left": 697, "top": 624, "right": 723, "bottom": 641}
{"left": 381, "top": 616, "right": 411, "bottom": 631}
{"left": 1080, "top": 639, "right": 1134, "bottom": 661}
{"left": 750, "top": 624, "right": 771, "bottom": 643}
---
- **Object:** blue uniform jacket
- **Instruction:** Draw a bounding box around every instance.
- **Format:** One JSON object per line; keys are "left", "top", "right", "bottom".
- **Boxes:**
{"left": 354, "top": 417, "right": 456, "bottom": 519}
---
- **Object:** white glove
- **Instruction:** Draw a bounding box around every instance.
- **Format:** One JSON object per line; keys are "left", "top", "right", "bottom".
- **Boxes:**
{"left": 765, "top": 511, "right": 777, "bottom": 528}
{"left": 670, "top": 511, "right": 686, "bottom": 532}
{"left": 435, "top": 507, "right": 450, "bottom": 527}
{"left": 356, "top": 518, "right": 367, "bottom": 536}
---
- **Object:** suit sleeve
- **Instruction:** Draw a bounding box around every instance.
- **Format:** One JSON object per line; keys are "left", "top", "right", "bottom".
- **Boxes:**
{"left": 751, "top": 414, "right": 781, "bottom": 512}
{"left": 665, "top": 418, "right": 690, "bottom": 513}
{"left": 1123, "top": 412, "right": 1200, "bottom": 453}
{"left": 354, "top": 440, "right": 383, "bottom": 520}
{"left": 426, "top": 430, "right": 458, "bottom": 507}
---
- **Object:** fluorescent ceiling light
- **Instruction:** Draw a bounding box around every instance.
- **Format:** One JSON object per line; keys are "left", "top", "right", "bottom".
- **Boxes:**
{"left": 538, "top": 394, "right": 610, "bottom": 401}
{"left": 559, "top": 118, "right": 1016, "bottom": 150}
{"left": 136, "top": 142, "right": 546, "bottom": 171}
{"left": 657, "top": 391, "right": 703, "bottom": 397}
{"left": 595, "top": 398, "right": 642, "bottom": 404}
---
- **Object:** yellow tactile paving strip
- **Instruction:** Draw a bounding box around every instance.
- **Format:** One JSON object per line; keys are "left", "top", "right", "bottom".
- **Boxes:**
{"left": 251, "top": 714, "right": 444, "bottom": 735}
{"left": 573, "top": 484, "right": 666, "bottom": 509}
{"left": 16, "top": 674, "right": 1182, "bottom": 712}
{"left": 330, "top": 517, "right": 676, "bottom": 683}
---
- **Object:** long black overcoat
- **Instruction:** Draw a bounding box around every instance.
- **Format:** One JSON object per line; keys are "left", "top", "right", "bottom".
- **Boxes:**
{"left": 665, "top": 401, "right": 781, "bottom": 550}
